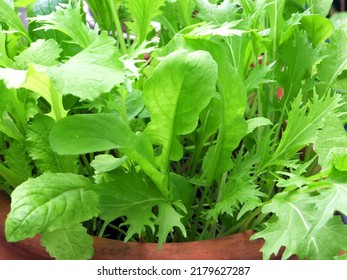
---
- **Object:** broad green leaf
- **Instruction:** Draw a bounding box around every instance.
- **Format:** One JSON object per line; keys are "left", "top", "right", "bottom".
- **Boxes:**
{"left": 272, "top": 93, "right": 343, "bottom": 162}
{"left": 125, "top": 0, "right": 166, "bottom": 43}
{"left": 246, "top": 117, "right": 273, "bottom": 134}
{"left": 47, "top": 33, "right": 125, "bottom": 100}
{"left": 311, "top": 0, "right": 333, "bottom": 17}
{"left": 316, "top": 29, "right": 347, "bottom": 95}
{"left": 32, "top": 0, "right": 97, "bottom": 49}
{"left": 49, "top": 113, "right": 166, "bottom": 196}
{"left": 180, "top": 38, "right": 247, "bottom": 182}
{"left": 0, "top": 0, "right": 31, "bottom": 41}
{"left": 314, "top": 115, "right": 347, "bottom": 171}
{"left": 301, "top": 15, "right": 333, "bottom": 48}
{"left": 143, "top": 49, "right": 218, "bottom": 170}
{"left": 195, "top": 0, "right": 240, "bottom": 23}
{"left": 98, "top": 171, "right": 185, "bottom": 248}
{"left": 251, "top": 191, "right": 347, "bottom": 259}
{"left": 90, "top": 154, "right": 128, "bottom": 174}
{"left": 14, "top": 39, "right": 62, "bottom": 69}
{"left": 26, "top": 114, "right": 77, "bottom": 173}
{"left": 5, "top": 173, "right": 99, "bottom": 241}
{"left": 41, "top": 224, "right": 94, "bottom": 260}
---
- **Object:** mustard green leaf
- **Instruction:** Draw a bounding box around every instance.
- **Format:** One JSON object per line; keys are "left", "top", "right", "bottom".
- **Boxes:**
{"left": 41, "top": 224, "right": 94, "bottom": 260}
{"left": 14, "top": 39, "right": 62, "bottom": 69}
{"left": 47, "top": 33, "right": 125, "bottom": 100}
{"left": 26, "top": 114, "right": 78, "bottom": 173}
{"left": 143, "top": 49, "right": 218, "bottom": 170}
{"left": 5, "top": 173, "right": 99, "bottom": 242}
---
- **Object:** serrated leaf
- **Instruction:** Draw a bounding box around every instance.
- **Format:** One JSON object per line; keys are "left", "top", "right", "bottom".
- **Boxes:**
{"left": 186, "top": 21, "right": 245, "bottom": 38}
{"left": 41, "top": 224, "right": 94, "bottom": 260}
{"left": 143, "top": 49, "right": 218, "bottom": 170}
{"left": 244, "top": 62, "right": 275, "bottom": 91}
{"left": 47, "top": 33, "right": 125, "bottom": 100}
{"left": 31, "top": 0, "right": 97, "bottom": 49}
{"left": 273, "top": 93, "right": 343, "bottom": 161}
{"left": 5, "top": 173, "right": 99, "bottom": 242}
{"left": 26, "top": 114, "right": 77, "bottom": 173}
{"left": 195, "top": 0, "right": 239, "bottom": 23}
{"left": 251, "top": 191, "right": 347, "bottom": 259}
{"left": 317, "top": 28, "right": 347, "bottom": 95}
{"left": 98, "top": 171, "right": 185, "bottom": 248}
{"left": 125, "top": 0, "right": 166, "bottom": 43}
{"left": 14, "top": 39, "right": 62, "bottom": 69}
{"left": 314, "top": 115, "right": 347, "bottom": 171}
{"left": 0, "top": 0, "right": 30, "bottom": 41}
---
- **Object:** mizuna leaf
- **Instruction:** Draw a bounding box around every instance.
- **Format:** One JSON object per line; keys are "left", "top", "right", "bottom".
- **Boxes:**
{"left": 125, "top": 0, "right": 166, "bottom": 43}
{"left": 5, "top": 173, "right": 99, "bottom": 242}
{"left": 47, "top": 33, "right": 125, "bottom": 100}
{"left": 26, "top": 114, "right": 78, "bottom": 174}
{"left": 41, "top": 224, "right": 94, "bottom": 260}
{"left": 272, "top": 93, "right": 343, "bottom": 162}
{"left": 98, "top": 170, "right": 186, "bottom": 249}
{"left": 0, "top": 0, "right": 31, "bottom": 42}
{"left": 143, "top": 49, "right": 218, "bottom": 170}
{"left": 316, "top": 28, "right": 347, "bottom": 95}
{"left": 251, "top": 191, "right": 347, "bottom": 259}
{"left": 314, "top": 115, "right": 347, "bottom": 171}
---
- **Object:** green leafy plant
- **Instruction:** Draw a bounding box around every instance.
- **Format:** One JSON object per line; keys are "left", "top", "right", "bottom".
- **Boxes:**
{"left": 1, "top": 0, "right": 347, "bottom": 260}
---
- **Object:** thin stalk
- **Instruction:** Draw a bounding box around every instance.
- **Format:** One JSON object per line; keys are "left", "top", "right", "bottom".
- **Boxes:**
{"left": 108, "top": 0, "right": 127, "bottom": 54}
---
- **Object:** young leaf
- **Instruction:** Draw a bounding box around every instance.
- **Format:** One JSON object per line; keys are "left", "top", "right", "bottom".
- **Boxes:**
{"left": 41, "top": 224, "right": 94, "bottom": 260}
{"left": 90, "top": 154, "right": 128, "bottom": 175}
{"left": 143, "top": 49, "right": 218, "bottom": 170}
{"left": 26, "top": 114, "right": 78, "bottom": 174}
{"left": 246, "top": 117, "right": 273, "bottom": 134}
{"left": 5, "top": 173, "right": 99, "bottom": 242}
{"left": 47, "top": 33, "right": 125, "bottom": 100}
{"left": 195, "top": 0, "right": 240, "bottom": 23}
{"left": 125, "top": 0, "right": 166, "bottom": 43}
{"left": 0, "top": 0, "right": 31, "bottom": 42}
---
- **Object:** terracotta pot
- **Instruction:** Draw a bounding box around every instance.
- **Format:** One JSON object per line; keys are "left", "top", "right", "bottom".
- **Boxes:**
{"left": 0, "top": 190, "right": 271, "bottom": 260}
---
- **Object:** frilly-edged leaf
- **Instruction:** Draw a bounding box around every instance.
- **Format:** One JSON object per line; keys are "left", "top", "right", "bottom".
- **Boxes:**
{"left": 41, "top": 224, "right": 94, "bottom": 260}
{"left": 5, "top": 173, "right": 99, "bottom": 242}
{"left": 26, "top": 114, "right": 78, "bottom": 173}
{"left": 251, "top": 191, "right": 347, "bottom": 259}
{"left": 244, "top": 62, "right": 275, "bottom": 91}
{"left": 47, "top": 33, "right": 125, "bottom": 100}
{"left": 314, "top": 115, "right": 347, "bottom": 171}
{"left": 30, "top": 0, "right": 97, "bottom": 48}
{"left": 272, "top": 93, "right": 344, "bottom": 161}
{"left": 143, "top": 49, "right": 218, "bottom": 170}
{"left": 186, "top": 21, "right": 245, "bottom": 38}
{"left": 97, "top": 170, "right": 186, "bottom": 248}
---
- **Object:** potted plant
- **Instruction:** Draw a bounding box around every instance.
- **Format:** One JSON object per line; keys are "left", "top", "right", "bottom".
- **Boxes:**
{"left": 0, "top": 0, "right": 347, "bottom": 260}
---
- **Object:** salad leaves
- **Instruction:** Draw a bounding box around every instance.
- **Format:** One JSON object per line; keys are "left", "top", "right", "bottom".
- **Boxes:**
{"left": 0, "top": 0, "right": 347, "bottom": 260}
